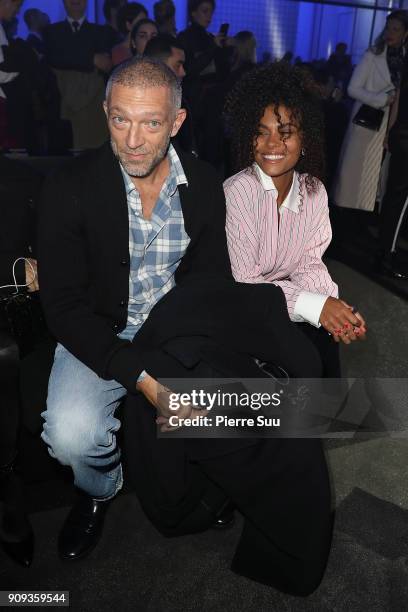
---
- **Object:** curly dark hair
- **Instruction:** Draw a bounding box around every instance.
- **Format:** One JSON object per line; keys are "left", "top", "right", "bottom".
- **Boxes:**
{"left": 224, "top": 62, "right": 326, "bottom": 193}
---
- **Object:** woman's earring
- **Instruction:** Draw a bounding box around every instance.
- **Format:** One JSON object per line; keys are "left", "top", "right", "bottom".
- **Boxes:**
{"left": 301, "top": 148, "right": 305, "bottom": 157}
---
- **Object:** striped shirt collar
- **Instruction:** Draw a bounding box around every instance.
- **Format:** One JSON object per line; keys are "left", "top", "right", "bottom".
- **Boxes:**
{"left": 254, "top": 163, "right": 300, "bottom": 214}
{"left": 121, "top": 143, "right": 188, "bottom": 196}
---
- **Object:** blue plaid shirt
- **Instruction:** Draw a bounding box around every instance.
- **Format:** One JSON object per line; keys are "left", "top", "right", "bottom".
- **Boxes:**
{"left": 119, "top": 144, "right": 190, "bottom": 342}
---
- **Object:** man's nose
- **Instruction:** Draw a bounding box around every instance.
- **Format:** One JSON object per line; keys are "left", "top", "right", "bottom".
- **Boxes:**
{"left": 126, "top": 124, "right": 144, "bottom": 149}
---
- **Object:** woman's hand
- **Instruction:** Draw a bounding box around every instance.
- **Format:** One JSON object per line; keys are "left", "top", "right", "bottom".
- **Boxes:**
{"left": 319, "top": 297, "right": 367, "bottom": 344}
{"left": 136, "top": 374, "right": 206, "bottom": 432}
{"left": 386, "top": 91, "right": 396, "bottom": 106}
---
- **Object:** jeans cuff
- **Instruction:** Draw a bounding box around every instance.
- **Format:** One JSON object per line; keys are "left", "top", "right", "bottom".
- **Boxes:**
{"left": 93, "top": 463, "right": 123, "bottom": 502}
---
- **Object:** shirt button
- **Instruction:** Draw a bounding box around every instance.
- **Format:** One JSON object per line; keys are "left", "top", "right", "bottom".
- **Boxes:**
{"left": 120, "top": 259, "right": 127, "bottom": 266}
{"left": 112, "top": 323, "right": 119, "bottom": 331}
{"left": 119, "top": 300, "right": 126, "bottom": 307}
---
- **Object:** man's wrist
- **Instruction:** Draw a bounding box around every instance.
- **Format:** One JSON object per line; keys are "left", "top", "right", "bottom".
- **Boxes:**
{"left": 136, "top": 371, "right": 155, "bottom": 394}
{"left": 137, "top": 369, "right": 147, "bottom": 383}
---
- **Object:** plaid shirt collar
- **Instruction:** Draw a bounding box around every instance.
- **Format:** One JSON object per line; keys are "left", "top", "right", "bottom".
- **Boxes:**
{"left": 121, "top": 143, "right": 188, "bottom": 198}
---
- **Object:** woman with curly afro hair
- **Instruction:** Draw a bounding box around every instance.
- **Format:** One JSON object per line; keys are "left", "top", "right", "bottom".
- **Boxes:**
{"left": 224, "top": 62, "right": 367, "bottom": 375}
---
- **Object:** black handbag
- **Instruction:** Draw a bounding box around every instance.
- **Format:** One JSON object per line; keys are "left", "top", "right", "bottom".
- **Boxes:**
{"left": 0, "top": 291, "right": 49, "bottom": 356}
{"left": 352, "top": 104, "right": 384, "bottom": 131}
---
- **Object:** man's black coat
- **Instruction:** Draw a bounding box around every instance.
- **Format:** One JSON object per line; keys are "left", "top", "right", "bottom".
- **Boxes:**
{"left": 43, "top": 20, "right": 113, "bottom": 72}
{"left": 37, "top": 142, "right": 237, "bottom": 391}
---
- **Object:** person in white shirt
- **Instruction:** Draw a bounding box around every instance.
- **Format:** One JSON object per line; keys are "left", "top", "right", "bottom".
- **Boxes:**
{"left": 224, "top": 62, "right": 367, "bottom": 376}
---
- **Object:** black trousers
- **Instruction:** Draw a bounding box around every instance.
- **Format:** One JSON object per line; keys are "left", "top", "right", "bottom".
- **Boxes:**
{"left": 123, "top": 342, "right": 333, "bottom": 596}
{"left": 379, "top": 125, "right": 408, "bottom": 253}
{"left": 0, "top": 329, "right": 20, "bottom": 466}
{"left": 0, "top": 318, "right": 54, "bottom": 466}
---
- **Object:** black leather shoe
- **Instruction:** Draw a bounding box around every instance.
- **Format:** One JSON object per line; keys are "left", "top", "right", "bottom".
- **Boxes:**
{"left": 58, "top": 493, "right": 111, "bottom": 561}
{"left": 212, "top": 501, "right": 235, "bottom": 530}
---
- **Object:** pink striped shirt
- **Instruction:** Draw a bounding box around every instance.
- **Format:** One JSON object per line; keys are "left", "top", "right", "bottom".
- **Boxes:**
{"left": 224, "top": 165, "right": 338, "bottom": 327}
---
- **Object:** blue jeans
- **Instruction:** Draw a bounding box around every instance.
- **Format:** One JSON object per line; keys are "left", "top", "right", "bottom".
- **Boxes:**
{"left": 41, "top": 344, "right": 126, "bottom": 500}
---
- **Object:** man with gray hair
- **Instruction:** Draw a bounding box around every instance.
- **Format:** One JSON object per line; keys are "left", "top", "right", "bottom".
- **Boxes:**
{"left": 38, "top": 57, "right": 233, "bottom": 561}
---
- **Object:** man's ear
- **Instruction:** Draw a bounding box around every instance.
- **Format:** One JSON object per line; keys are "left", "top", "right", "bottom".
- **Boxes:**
{"left": 171, "top": 108, "right": 187, "bottom": 137}
{"left": 103, "top": 100, "right": 108, "bottom": 120}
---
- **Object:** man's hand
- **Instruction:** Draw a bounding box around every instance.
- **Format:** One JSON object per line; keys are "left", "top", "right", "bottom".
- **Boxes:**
{"left": 137, "top": 374, "right": 207, "bottom": 432}
{"left": 93, "top": 53, "right": 112, "bottom": 73}
{"left": 319, "top": 297, "right": 367, "bottom": 344}
{"left": 25, "top": 258, "right": 39, "bottom": 292}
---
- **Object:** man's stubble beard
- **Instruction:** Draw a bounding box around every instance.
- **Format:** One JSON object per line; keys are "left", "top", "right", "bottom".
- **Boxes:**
{"left": 111, "top": 135, "right": 171, "bottom": 178}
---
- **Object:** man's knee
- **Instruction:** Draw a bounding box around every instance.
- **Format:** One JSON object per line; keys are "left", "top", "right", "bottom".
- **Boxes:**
{"left": 42, "top": 401, "right": 101, "bottom": 465}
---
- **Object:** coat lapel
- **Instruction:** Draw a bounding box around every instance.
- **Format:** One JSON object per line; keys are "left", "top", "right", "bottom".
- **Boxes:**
{"left": 178, "top": 182, "right": 194, "bottom": 239}
{"left": 175, "top": 149, "right": 198, "bottom": 242}
{"left": 95, "top": 143, "right": 129, "bottom": 254}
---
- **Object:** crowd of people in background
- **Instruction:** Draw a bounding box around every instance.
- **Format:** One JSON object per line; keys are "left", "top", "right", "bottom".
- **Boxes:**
{"left": 0, "top": 0, "right": 407, "bottom": 270}
{"left": 0, "top": 1, "right": 358, "bottom": 166}
{"left": 0, "top": 1, "right": 407, "bottom": 303}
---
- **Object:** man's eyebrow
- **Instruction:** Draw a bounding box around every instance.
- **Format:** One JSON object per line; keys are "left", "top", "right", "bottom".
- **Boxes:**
{"left": 108, "top": 108, "right": 165, "bottom": 118}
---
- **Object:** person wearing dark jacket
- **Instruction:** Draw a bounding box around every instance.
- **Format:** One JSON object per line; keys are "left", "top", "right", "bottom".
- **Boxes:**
{"left": 0, "top": 0, "right": 42, "bottom": 149}
{"left": 38, "top": 58, "right": 332, "bottom": 595}
{"left": 144, "top": 34, "right": 198, "bottom": 156}
{"left": 38, "top": 57, "right": 225, "bottom": 563}
{"left": 176, "top": 0, "right": 226, "bottom": 81}
{"left": 176, "top": 0, "right": 230, "bottom": 153}
{"left": 24, "top": 8, "right": 48, "bottom": 56}
{"left": 0, "top": 155, "right": 43, "bottom": 568}
{"left": 43, "top": 0, "right": 113, "bottom": 150}
{"left": 103, "top": 0, "right": 126, "bottom": 45}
